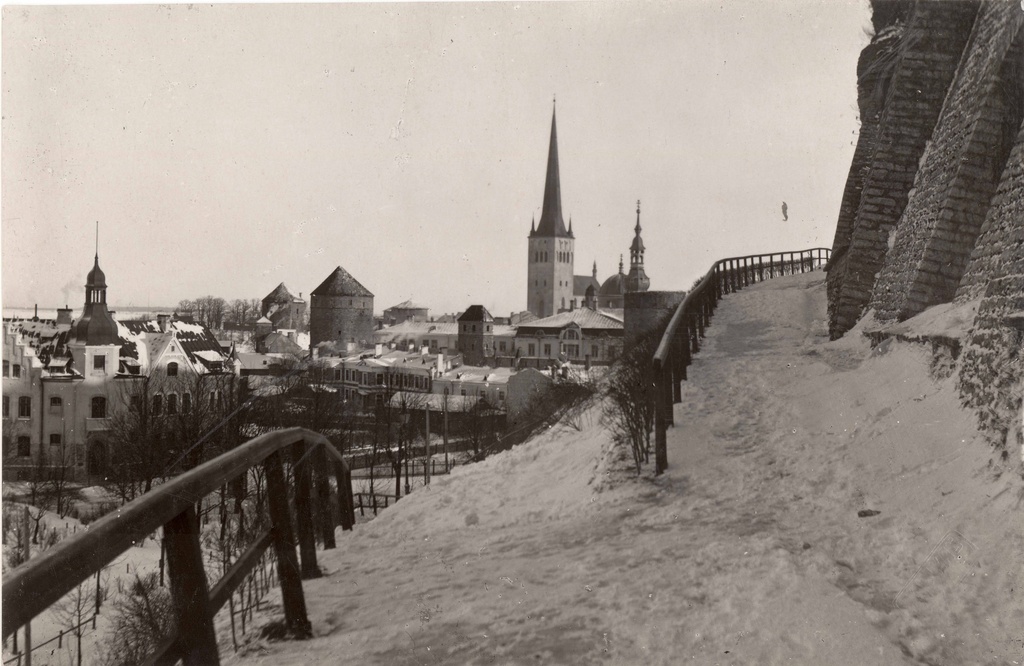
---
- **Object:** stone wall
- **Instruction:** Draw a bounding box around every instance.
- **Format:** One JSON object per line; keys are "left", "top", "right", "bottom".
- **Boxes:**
{"left": 956, "top": 120, "right": 1024, "bottom": 299}
{"left": 958, "top": 275, "right": 1024, "bottom": 450}
{"left": 309, "top": 295, "right": 375, "bottom": 351}
{"left": 624, "top": 290, "right": 686, "bottom": 346}
{"left": 827, "top": 0, "right": 979, "bottom": 337}
{"left": 870, "top": 4, "right": 1023, "bottom": 322}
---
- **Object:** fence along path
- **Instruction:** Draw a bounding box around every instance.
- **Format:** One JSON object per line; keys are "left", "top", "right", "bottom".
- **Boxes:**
{"left": 1, "top": 427, "right": 356, "bottom": 666}
{"left": 650, "top": 248, "right": 831, "bottom": 474}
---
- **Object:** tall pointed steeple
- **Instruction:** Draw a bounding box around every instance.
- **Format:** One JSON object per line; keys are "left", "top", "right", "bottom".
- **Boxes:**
{"left": 626, "top": 200, "right": 651, "bottom": 293}
{"left": 533, "top": 101, "right": 570, "bottom": 238}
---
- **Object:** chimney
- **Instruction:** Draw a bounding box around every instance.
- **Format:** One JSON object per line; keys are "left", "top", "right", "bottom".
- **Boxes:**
{"left": 436, "top": 352, "right": 445, "bottom": 374}
{"left": 375, "top": 343, "right": 383, "bottom": 358}
{"left": 33, "top": 304, "right": 38, "bottom": 321}
{"left": 157, "top": 314, "right": 170, "bottom": 333}
{"left": 56, "top": 306, "right": 72, "bottom": 326}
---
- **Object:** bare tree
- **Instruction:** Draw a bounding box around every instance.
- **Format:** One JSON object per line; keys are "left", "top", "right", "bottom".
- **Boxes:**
{"left": 602, "top": 334, "right": 658, "bottom": 474}
{"left": 101, "top": 573, "right": 174, "bottom": 666}
{"left": 55, "top": 578, "right": 104, "bottom": 666}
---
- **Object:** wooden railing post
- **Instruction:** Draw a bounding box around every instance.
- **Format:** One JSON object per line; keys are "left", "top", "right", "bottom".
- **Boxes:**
{"left": 335, "top": 461, "right": 354, "bottom": 532}
{"left": 164, "top": 506, "right": 219, "bottom": 666}
{"left": 653, "top": 362, "right": 668, "bottom": 475}
{"left": 291, "top": 442, "right": 320, "bottom": 580}
{"left": 264, "top": 450, "right": 312, "bottom": 639}
{"left": 313, "top": 447, "right": 336, "bottom": 550}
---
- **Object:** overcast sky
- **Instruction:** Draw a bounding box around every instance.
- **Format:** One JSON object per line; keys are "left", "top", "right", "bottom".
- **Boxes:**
{"left": 2, "top": 0, "right": 870, "bottom": 317}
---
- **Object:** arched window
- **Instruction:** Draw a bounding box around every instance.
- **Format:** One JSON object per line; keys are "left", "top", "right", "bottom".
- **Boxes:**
{"left": 182, "top": 392, "right": 192, "bottom": 413}
{"left": 167, "top": 394, "right": 178, "bottom": 415}
{"left": 91, "top": 396, "right": 107, "bottom": 419}
{"left": 153, "top": 394, "right": 163, "bottom": 416}
{"left": 166, "top": 362, "right": 178, "bottom": 377}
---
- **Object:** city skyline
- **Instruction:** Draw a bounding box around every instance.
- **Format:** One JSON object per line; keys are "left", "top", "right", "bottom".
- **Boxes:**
{"left": 2, "top": 1, "right": 870, "bottom": 316}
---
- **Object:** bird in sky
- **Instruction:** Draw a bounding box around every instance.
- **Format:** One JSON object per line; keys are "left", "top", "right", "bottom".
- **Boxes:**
{"left": 782, "top": 201, "right": 789, "bottom": 221}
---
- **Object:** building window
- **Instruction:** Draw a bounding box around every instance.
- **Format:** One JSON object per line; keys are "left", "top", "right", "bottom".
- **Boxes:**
{"left": 2, "top": 395, "right": 7, "bottom": 418}
{"left": 498, "top": 390, "right": 505, "bottom": 401}
{"left": 49, "top": 434, "right": 62, "bottom": 446}
{"left": 17, "top": 436, "right": 30, "bottom": 457}
{"left": 93, "top": 354, "right": 105, "bottom": 371}
{"left": 183, "top": 392, "right": 192, "bottom": 413}
{"left": 461, "top": 389, "right": 467, "bottom": 396}
{"left": 91, "top": 396, "right": 106, "bottom": 418}
{"left": 167, "top": 362, "right": 178, "bottom": 377}
{"left": 18, "top": 396, "right": 31, "bottom": 418}
{"left": 209, "top": 391, "right": 216, "bottom": 408}
{"left": 12, "top": 364, "right": 20, "bottom": 378}
{"left": 2, "top": 361, "right": 8, "bottom": 377}
{"left": 335, "top": 369, "right": 341, "bottom": 381}
{"left": 543, "top": 344, "right": 551, "bottom": 356}
{"left": 50, "top": 396, "right": 63, "bottom": 413}
{"left": 592, "top": 345, "right": 599, "bottom": 358}
{"left": 153, "top": 394, "right": 163, "bottom": 416}
{"left": 167, "top": 394, "right": 178, "bottom": 415}
{"left": 528, "top": 344, "right": 535, "bottom": 356}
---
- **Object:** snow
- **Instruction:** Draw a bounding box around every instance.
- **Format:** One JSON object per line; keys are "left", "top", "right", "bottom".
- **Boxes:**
{"left": 13, "top": 272, "right": 1016, "bottom": 665}
{"left": 224, "top": 270, "right": 1023, "bottom": 665}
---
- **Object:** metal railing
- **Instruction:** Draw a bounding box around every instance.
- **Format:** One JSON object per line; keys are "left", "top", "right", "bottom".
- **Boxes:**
{"left": 651, "top": 248, "right": 831, "bottom": 473}
{"left": 2, "top": 427, "right": 356, "bottom": 666}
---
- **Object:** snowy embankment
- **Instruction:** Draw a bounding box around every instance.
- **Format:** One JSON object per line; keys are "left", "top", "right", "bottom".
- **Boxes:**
{"left": 230, "top": 271, "right": 1023, "bottom": 666}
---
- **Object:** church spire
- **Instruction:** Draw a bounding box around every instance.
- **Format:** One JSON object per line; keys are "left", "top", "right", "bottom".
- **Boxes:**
{"left": 627, "top": 200, "right": 651, "bottom": 293}
{"left": 534, "top": 101, "right": 570, "bottom": 238}
{"left": 592, "top": 260, "right": 597, "bottom": 279}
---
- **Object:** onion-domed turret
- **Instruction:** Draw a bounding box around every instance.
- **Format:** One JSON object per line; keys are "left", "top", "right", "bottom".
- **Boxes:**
{"left": 74, "top": 254, "right": 119, "bottom": 346}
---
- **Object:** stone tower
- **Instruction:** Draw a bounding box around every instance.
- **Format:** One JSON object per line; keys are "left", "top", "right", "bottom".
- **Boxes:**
{"left": 625, "top": 200, "right": 651, "bottom": 293}
{"left": 457, "top": 305, "right": 495, "bottom": 366}
{"left": 309, "top": 266, "right": 374, "bottom": 353}
{"left": 527, "top": 102, "right": 575, "bottom": 318}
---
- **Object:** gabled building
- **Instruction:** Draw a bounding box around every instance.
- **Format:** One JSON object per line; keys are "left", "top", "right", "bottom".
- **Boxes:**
{"left": 261, "top": 282, "right": 307, "bottom": 332}
{"left": 2, "top": 253, "right": 233, "bottom": 481}
{"left": 383, "top": 300, "right": 429, "bottom": 326}
{"left": 512, "top": 307, "right": 624, "bottom": 367}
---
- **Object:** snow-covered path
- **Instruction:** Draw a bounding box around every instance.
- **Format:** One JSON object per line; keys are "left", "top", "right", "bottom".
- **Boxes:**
{"left": 230, "top": 271, "right": 1022, "bottom": 666}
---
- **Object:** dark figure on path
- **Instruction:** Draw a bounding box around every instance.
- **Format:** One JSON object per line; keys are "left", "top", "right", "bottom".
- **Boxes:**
{"left": 781, "top": 201, "right": 788, "bottom": 221}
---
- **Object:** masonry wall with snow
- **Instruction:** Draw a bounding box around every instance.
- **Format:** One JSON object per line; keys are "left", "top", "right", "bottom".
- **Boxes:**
{"left": 827, "top": 0, "right": 1024, "bottom": 453}
{"left": 869, "top": 2, "right": 1023, "bottom": 322}
{"left": 827, "top": 0, "right": 979, "bottom": 338}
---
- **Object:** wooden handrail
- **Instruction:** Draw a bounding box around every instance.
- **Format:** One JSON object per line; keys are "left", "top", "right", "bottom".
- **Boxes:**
{"left": 650, "top": 248, "right": 831, "bottom": 474}
{"left": 2, "top": 426, "right": 356, "bottom": 665}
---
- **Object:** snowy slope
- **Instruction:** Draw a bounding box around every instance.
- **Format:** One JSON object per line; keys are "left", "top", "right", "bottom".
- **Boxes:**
{"left": 228, "top": 271, "right": 1023, "bottom": 666}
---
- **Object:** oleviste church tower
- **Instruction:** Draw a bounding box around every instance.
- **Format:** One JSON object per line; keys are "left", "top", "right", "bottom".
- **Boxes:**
{"left": 527, "top": 103, "right": 575, "bottom": 318}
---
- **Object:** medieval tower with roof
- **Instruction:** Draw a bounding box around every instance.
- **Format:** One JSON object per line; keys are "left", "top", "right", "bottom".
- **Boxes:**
{"left": 527, "top": 103, "right": 576, "bottom": 319}
{"left": 309, "top": 266, "right": 374, "bottom": 353}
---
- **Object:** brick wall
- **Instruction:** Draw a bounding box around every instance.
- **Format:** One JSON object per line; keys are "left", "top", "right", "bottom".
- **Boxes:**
{"left": 870, "top": 4, "right": 1023, "bottom": 323}
{"left": 828, "top": 0, "right": 979, "bottom": 337}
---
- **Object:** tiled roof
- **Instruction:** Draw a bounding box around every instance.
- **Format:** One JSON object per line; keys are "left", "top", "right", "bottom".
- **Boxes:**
{"left": 264, "top": 282, "right": 303, "bottom": 304}
{"left": 386, "top": 299, "right": 428, "bottom": 311}
{"left": 573, "top": 275, "right": 600, "bottom": 296}
{"left": 458, "top": 305, "right": 494, "bottom": 323}
{"left": 515, "top": 307, "right": 623, "bottom": 333}
{"left": 311, "top": 266, "right": 373, "bottom": 298}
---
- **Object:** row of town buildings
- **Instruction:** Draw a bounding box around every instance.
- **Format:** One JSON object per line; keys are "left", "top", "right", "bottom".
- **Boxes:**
{"left": 4, "top": 104, "right": 669, "bottom": 482}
